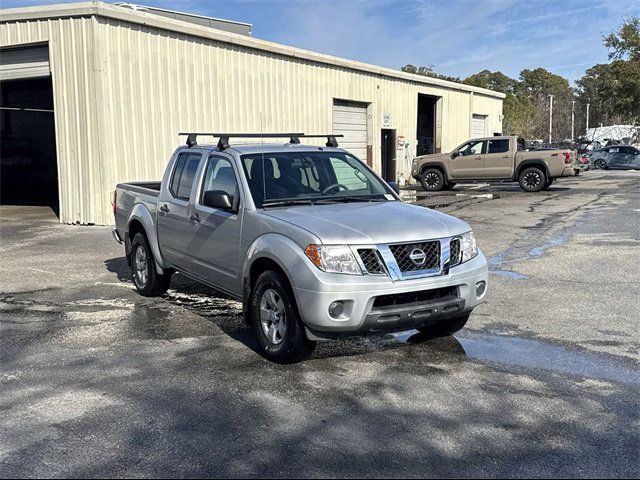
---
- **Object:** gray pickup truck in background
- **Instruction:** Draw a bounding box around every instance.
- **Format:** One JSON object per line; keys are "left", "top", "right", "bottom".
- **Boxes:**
{"left": 412, "top": 135, "right": 576, "bottom": 192}
{"left": 113, "top": 133, "right": 488, "bottom": 363}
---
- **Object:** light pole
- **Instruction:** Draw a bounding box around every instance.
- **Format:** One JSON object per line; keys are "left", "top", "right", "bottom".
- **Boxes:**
{"left": 571, "top": 100, "right": 575, "bottom": 142}
{"left": 586, "top": 103, "right": 590, "bottom": 137}
{"left": 548, "top": 95, "right": 554, "bottom": 144}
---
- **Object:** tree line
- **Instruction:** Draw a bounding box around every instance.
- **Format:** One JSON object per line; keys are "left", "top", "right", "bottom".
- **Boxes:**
{"left": 401, "top": 17, "right": 640, "bottom": 142}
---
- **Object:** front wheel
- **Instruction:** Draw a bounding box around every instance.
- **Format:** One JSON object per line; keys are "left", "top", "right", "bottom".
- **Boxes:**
{"left": 417, "top": 312, "right": 471, "bottom": 338}
{"left": 594, "top": 159, "right": 606, "bottom": 169}
{"left": 420, "top": 168, "right": 445, "bottom": 191}
{"left": 130, "top": 232, "right": 171, "bottom": 296}
{"left": 518, "top": 167, "right": 547, "bottom": 192}
{"left": 250, "top": 271, "right": 316, "bottom": 363}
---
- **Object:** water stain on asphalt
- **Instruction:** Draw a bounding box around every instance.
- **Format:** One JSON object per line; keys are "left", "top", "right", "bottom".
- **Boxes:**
{"left": 390, "top": 329, "right": 640, "bottom": 386}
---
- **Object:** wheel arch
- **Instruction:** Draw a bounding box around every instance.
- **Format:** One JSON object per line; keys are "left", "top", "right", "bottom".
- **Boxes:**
{"left": 127, "top": 204, "right": 167, "bottom": 270}
{"left": 515, "top": 160, "right": 549, "bottom": 180}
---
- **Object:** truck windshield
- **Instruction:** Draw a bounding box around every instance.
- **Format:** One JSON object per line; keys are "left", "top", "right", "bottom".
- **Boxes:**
{"left": 240, "top": 151, "right": 394, "bottom": 207}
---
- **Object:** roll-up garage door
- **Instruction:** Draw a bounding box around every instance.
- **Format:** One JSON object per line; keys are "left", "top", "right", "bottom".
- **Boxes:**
{"left": 471, "top": 114, "right": 487, "bottom": 138}
{"left": 332, "top": 100, "right": 367, "bottom": 160}
{"left": 0, "top": 45, "right": 50, "bottom": 81}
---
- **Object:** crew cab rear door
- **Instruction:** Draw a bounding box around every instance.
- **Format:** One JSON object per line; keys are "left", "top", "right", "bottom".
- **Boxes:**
{"left": 484, "top": 138, "right": 513, "bottom": 178}
{"left": 157, "top": 151, "right": 203, "bottom": 271}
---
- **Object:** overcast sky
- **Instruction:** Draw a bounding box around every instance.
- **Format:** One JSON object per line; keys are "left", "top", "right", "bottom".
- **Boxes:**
{"left": 4, "top": 0, "right": 639, "bottom": 83}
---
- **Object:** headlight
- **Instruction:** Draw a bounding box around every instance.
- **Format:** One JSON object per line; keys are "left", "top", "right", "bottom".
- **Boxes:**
{"left": 304, "top": 245, "right": 362, "bottom": 275}
{"left": 460, "top": 231, "right": 478, "bottom": 263}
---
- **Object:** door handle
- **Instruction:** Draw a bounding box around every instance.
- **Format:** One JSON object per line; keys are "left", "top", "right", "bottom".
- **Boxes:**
{"left": 501, "top": 155, "right": 510, "bottom": 158}
{"left": 190, "top": 213, "right": 201, "bottom": 223}
{"left": 159, "top": 204, "right": 170, "bottom": 215}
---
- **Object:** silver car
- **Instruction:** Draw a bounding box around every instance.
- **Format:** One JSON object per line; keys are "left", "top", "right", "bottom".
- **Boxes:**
{"left": 114, "top": 135, "right": 489, "bottom": 363}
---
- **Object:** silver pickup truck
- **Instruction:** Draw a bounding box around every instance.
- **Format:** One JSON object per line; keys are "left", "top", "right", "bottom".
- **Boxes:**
{"left": 113, "top": 133, "right": 488, "bottom": 363}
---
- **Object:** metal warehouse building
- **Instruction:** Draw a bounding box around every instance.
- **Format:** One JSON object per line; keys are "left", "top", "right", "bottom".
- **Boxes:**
{"left": 0, "top": 2, "right": 504, "bottom": 225}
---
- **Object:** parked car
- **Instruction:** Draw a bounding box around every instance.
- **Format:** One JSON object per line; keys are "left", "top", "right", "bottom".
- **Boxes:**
{"left": 411, "top": 136, "right": 576, "bottom": 192}
{"left": 588, "top": 145, "right": 640, "bottom": 169}
{"left": 601, "top": 150, "right": 640, "bottom": 170}
{"left": 113, "top": 133, "right": 489, "bottom": 363}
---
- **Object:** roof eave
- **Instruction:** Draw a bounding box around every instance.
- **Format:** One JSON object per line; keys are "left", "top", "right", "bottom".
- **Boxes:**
{"left": 0, "top": 1, "right": 506, "bottom": 99}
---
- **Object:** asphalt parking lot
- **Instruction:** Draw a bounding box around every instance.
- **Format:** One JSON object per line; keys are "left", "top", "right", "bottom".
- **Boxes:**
{"left": 1, "top": 170, "right": 639, "bottom": 478}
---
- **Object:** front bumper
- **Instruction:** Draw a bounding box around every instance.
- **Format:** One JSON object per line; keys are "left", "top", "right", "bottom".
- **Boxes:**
{"left": 293, "top": 251, "right": 488, "bottom": 336}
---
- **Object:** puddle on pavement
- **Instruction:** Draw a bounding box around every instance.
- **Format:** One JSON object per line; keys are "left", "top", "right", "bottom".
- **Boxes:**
{"left": 389, "top": 329, "right": 639, "bottom": 385}
{"left": 528, "top": 233, "right": 568, "bottom": 258}
{"left": 487, "top": 227, "right": 572, "bottom": 280}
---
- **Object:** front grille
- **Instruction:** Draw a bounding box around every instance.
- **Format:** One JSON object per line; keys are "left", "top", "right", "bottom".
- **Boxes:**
{"left": 372, "top": 286, "right": 458, "bottom": 309}
{"left": 449, "top": 238, "right": 461, "bottom": 266}
{"left": 358, "top": 248, "right": 384, "bottom": 274}
{"left": 388, "top": 241, "right": 440, "bottom": 272}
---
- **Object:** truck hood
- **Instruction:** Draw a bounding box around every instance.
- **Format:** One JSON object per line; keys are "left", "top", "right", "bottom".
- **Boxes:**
{"left": 261, "top": 201, "right": 471, "bottom": 244}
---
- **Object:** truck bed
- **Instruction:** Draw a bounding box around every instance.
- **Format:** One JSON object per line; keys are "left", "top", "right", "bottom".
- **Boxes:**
{"left": 118, "top": 181, "right": 161, "bottom": 196}
{"left": 114, "top": 181, "right": 161, "bottom": 234}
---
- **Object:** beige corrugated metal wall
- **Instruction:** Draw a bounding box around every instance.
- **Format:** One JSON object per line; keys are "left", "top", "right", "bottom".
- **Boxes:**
{"left": 1, "top": 7, "right": 503, "bottom": 225}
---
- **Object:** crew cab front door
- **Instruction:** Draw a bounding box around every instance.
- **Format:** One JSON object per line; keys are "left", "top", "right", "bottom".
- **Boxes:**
{"left": 157, "top": 151, "right": 202, "bottom": 271}
{"left": 189, "top": 154, "right": 244, "bottom": 296}
{"left": 449, "top": 140, "right": 486, "bottom": 179}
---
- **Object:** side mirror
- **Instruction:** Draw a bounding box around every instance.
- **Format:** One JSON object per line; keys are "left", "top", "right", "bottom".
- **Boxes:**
{"left": 451, "top": 151, "right": 459, "bottom": 159}
{"left": 203, "top": 190, "right": 233, "bottom": 210}
{"left": 387, "top": 181, "right": 400, "bottom": 195}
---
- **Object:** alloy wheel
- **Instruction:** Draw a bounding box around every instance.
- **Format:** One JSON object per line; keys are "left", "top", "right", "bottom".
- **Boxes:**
{"left": 425, "top": 172, "right": 440, "bottom": 188}
{"left": 523, "top": 171, "right": 541, "bottom": 189}
{"left": 260, "top": 289, "right": 287, "bottom": 345}
{"left": 134, "top": 245, "right": 148, "bottom": 286}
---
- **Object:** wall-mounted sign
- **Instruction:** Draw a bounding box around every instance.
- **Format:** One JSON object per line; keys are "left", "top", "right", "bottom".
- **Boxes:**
{"left": 383, "top": 113, "right": 391, "bottom": 127}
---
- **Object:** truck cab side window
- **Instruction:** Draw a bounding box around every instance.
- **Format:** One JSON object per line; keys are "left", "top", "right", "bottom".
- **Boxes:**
{"left": 459, "top": 141, "right": 485, "bottom": 156}
{"left": 169, "top": 153, "right": 201, "bottom": 200}
{"left": 488, "top": 139, "right": 509, "bottom": 154}
{"left": 201, "top": 157, "right": 239, "bottom": 206}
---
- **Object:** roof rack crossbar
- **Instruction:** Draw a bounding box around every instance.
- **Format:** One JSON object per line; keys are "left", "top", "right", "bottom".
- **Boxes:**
{"left": 178, "top": 132, "right": 305, "bottom": 149}
{"left": 288, "top": 134, "right": 345, "bottom": 147}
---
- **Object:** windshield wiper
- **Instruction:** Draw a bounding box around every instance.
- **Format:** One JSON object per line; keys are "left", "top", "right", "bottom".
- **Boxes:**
{"left": 261, "top": 199, "right": 316, "bottom": 208}
{"left": 314, "top": 196, "right": 387, "bottom": 204}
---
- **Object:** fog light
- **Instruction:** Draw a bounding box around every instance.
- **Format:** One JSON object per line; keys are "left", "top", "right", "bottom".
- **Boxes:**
{"left": 329, "top": 301, "right": 345, "bottom": 318}
{"left": 476, "top": 281, "right": 486, "bottom": 297}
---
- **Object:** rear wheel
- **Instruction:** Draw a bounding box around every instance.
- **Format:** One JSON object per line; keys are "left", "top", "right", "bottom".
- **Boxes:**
{"left": 130, "top": 232, "right": 171, "bottom": 296}
{"left": 250, "top": 270, "right": 316, "bottom": 363}
{"left": 420, "top": 168, "right": 445, "bottom": 191}
{"left": 417, "top": 312, "right": 471, "bottom": 338}
{"left": 518, "top": 167, "right": 546, "bottom": 192}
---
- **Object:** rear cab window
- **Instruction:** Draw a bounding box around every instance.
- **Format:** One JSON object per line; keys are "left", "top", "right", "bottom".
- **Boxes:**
{"left": 488, "top": 139, "right": 510, "bottom": 154}
{"left": 169, "top": 152, "right": 202, "bottom": 200}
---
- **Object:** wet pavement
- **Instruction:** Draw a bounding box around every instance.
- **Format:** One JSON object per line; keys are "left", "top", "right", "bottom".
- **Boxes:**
{"left": 1, "top": 170, "right": 639, "bottom": 477}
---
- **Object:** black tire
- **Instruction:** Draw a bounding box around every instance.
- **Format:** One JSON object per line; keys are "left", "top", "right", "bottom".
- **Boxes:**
{"left": 250, "top": 270, "right": 316, "bottom": 363}
{"left": 420, "top": 168, "right": 445, "bottom": 191}
{"left": 594, "top": 159, "right": 606, "bottom": 169}
{"left": 518, "top": 167, "right": 547, "bottom": 192}
{"left": 130, "top": 232, "right": 171, "bottom": 296}
{"left": 417, "top": 312, "right": 471, "bottom": 338}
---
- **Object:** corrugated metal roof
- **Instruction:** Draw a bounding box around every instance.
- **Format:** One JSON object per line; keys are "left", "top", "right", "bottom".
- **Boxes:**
{"left": 0, "top": 1, "right": 505, "bottom": 99}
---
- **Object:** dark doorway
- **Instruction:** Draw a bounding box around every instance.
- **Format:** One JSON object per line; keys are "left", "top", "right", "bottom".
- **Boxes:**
{"left": 416, "top": 94, "right": 437, "bottom": 156}
{"left": 381, "top": 129, "right": 396, "bottom": 182}
{"left": 1, "top": 77, "right": 58, "bottom": 214}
